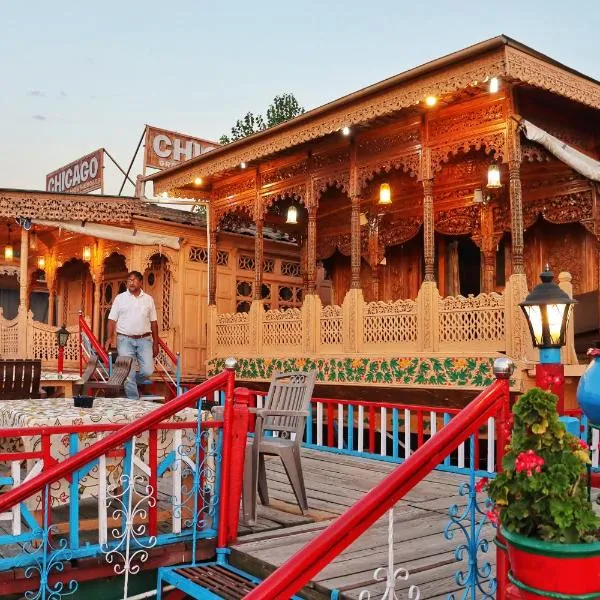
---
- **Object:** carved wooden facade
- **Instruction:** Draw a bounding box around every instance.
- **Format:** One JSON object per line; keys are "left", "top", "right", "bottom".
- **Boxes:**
{"left": 143, "top": 36, "right": 600, "bottom": 388}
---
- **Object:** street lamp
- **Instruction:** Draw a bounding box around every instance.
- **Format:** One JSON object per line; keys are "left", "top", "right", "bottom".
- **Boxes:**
{"left": 56, "top": 324, "right": 70, "bottom": 376}
{"left": 519, "top": 267, "right": 576, "bottom": 413}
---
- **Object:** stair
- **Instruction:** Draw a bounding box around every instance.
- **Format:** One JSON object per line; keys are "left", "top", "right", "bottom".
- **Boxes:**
{"left": 158, "top": 562, "right": 305, "bottom": 600}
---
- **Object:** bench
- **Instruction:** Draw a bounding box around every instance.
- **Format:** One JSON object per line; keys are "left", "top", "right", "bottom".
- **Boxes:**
{"left": 0, "top": 359, "right": 45, "bottom": 400}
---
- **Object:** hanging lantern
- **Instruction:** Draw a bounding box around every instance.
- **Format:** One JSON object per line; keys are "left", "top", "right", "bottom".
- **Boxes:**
{"left": 29, "top": 232, "right": 38, "bottom": 251}
{"left": 82, "top": 245, "right": 92, "bottom": 262}
{"left": 378, "top": 183, "right": 392, "bottom": 205}
{"left": 487, "top": 163, "right": 502, "bottom": 189}
{"left": 489, "top": 77, "right": 500, "bottom": 93}
{"left": 37, "top": 256, "right": 46, "bottom": 270}
{"left": 286, "top": 205, "right": 298, "bottom": 225}
{"left": 4, "top": 225, "right": 13, "bottom": 262}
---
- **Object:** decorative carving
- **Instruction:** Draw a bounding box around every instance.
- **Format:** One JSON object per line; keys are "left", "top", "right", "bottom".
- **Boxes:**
{"left": 522, "top": 190, "right": 593, "bottom": 228}
{"left": 313, "top": 173, "right": 350, "bottom": 199}
{"left": 505, "top": 46, "right": 600, "bottom": 111}
{"left": 521, "top": 139, "right": 553, "bottom": 163}
{"left": 320, "top": 304, "right": 343, "bottom": 347}
{"left": 0, "top": 266, "right": 20, "bottom": 281}
{"left": 216, "top": 205, "right": 254, "bottom": 229}
{"left": 358, "top": 151, "right": 421, "bottom": 191}
{"left": 152, "top": 51, "right": 508, "bottom": 192}
{"left": 431, "top": 130, "right": 506, "bottom": 173}
{"left": 435, "top": 205, "right": 480, "bottom": 236}
{"left": 262, "top": 183, "right": 307, "bottom": 210}
{"left": 261, "top": 159, "right": 308, "bottom": 185}
{"left": 433, "top": 157, "right": 489, "bottom": 185}
{"left": 363, "top": 299, "right": 418, "bottom": 345}
{"left": 316, "top": 233, "right": 352, "bottom": 261}
{"left": 379, "top": 218, "right": 422, "bottom": 248}
{"left": 312, "top": 149, "right": 351, "bottom": 171}
{"left": 428, "top": 101, "right": 504, "bottom": 140}
{"left": 216, "top": 312, "right": 250, "bottom": 347}
{"left": 263, "top": 307, "right": 303, "bottom": 348}
{"left": 358, "top": 126, "right": 421, "bottom": 156}
{"left": 423, "top": 179, "right": 435, "bottom": 281}
{"left": 438, "top": 292, "right": 505, "bottom": 346}
{"left": 0, "top": 192, "right": 137, "bottom": 223}
{"left": 213, "top": 177, "right": 256, "bottom": 201}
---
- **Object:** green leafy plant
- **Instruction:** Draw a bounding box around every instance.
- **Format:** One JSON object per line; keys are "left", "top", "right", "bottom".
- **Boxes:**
{"left": 486, "top": 387, "right": 600, "bottom": 543}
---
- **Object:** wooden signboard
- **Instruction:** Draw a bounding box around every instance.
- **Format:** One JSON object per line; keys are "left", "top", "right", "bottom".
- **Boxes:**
{"left": 46, "top": 149, "right": 104, "bottom": 194}
{"left": 144, "top": 125, "right": 219, "bottom": 170}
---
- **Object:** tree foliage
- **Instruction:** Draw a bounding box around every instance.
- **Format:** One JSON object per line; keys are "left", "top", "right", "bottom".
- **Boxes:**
{"left": 487, "top": 387, "right": 600, "bottom": 543}
{"left": 220, "top": 93, "right": 305, "bottom": 144}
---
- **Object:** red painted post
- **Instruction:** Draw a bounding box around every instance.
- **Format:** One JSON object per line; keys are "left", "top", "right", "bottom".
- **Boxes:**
{"left": 368, "top": 405, "right": 375, "bottom": 454}
{"left": 217, "top": 359, "right": 237, "bottom": 548}
{"left": 225, "top": 387, "right": 250, "bottom": 543}
{"left": 535, "top": 363, "right": 565, "bottom": 414}
{"left": 78, "top": 316, "right": 83, "bottom": 377}
{"left": 58, "top": 346, "right": 64, "bottom": 376}
{"left": 327, "top": 403, "right": 334, "bottom": 447}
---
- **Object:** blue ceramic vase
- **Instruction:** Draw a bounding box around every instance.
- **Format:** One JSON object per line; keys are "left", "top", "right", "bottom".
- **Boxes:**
{"left": 577, "top": 350, "right": 600, "bottom": 425}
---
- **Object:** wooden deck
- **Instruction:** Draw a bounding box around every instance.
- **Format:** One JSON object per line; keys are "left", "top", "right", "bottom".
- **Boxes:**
{"left": 231, "top": 448, "right": 495, "bottom": 600}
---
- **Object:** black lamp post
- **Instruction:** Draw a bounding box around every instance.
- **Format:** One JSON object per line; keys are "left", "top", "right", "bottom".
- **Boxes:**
{"left": 56, "top": 324, "right": 70, "bottom": 375}
{"left": 519, "top": 267, "right": 577, "bottom": 412}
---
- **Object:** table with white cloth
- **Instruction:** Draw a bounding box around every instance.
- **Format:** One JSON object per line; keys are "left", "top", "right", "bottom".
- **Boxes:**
{"left": 0, "top": 397, "right": 203, "bottom": 510}
{"left": 40, "top": 371, "right": 82, "bottom": 398}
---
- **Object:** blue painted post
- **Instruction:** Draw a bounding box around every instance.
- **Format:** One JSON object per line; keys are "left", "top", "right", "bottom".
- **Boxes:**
{"left": 443, "top": 414, "right": 451, "bottom": 467}
{"left": 176, "top": 352, "right": 182, "bottom": 396}
{"left": 347, "top": 405, "right": 354, "bottom": 452}
{"left": 392, "top": 409, "right": 399, "bottom": 460}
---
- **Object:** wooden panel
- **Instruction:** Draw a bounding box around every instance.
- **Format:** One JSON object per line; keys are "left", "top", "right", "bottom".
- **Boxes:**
{"left": 182, "top": 266, "right": 207, "bottom": 375}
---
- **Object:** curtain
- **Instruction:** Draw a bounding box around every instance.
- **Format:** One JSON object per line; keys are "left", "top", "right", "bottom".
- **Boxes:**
{"left": 30, "top": 292, "right": 49, "bottom": 323}
{"left": 448, "top": 241, "right": 460, "bottom": 296}
{"left": 0, "top": 289, "right": 19, "bottom": 320}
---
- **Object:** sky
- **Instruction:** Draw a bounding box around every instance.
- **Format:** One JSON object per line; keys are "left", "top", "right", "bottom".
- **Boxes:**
{"left": 1, "top": 0, "right": 599, "bottom": 196}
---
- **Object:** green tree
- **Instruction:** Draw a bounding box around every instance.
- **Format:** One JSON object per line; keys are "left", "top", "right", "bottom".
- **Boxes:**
{"left": 220, "top": 93, "right": 305, "bottom": 144}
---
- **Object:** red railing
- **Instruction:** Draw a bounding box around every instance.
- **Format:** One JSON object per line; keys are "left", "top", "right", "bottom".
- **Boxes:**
{"left": 0, "top": 367, "right": 237, "bottom": 550}
{"left": 78, "top": 313, "right": 110, "bottom": 375}
{"left": 246, "top": 371, "right": 511, "bottom": 600}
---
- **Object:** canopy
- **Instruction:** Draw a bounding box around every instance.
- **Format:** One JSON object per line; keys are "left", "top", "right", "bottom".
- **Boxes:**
{"left": 32, "top": 220, "right": 181, "bottom": 250}
{"left": 521, "top": 119, "right": 600, "bottom": 182}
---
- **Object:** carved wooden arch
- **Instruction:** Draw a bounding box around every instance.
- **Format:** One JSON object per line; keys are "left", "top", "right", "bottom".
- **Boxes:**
{"left": 430, "top": 130, "right": 507, "bottom": 174}
{"left": 312, "top": 173, "right": 350, "bottom": 205}
{"left": 139, "top": 247, "right": 179, "bottom": 282}
{"left": 262, "top": 182, "right": 307, "bottom": 214}
{"left": 215, "top": 200, "right": 254, "bottom": 231}
{"left": 358, "top": 151, "right": 421, "bottom": 192}
{"left": 522, "top": 190, "right": 593, "bottom": 230}
{"left": 102, "top": 250, "right": 128, "bottom": 274}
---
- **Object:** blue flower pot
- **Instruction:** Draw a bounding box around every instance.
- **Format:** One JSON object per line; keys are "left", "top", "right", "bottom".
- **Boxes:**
{"left": 577, "top": 354, "right": 600, "bottom": 425}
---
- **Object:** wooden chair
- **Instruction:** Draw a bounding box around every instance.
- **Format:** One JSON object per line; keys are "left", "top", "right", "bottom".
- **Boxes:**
{"left": 72, "top": 355, "right": 99, "bottom": 397}
{"left": 0, "top": 359, "right": 44, "bottom": 400}
{"left": 82, "top": 356, "right": 133, "bottom": 397}
{"left": 242, "top": 370, "right": 317, "bottom": 524}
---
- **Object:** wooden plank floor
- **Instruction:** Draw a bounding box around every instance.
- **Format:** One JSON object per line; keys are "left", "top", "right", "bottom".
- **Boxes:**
{"left": 231, "top": 448, "right": 496, "bottom": 600}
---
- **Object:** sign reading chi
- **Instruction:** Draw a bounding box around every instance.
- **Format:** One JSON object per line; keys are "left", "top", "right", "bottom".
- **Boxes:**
{"left": 144, "top": 125, "right": 219, "bottom": 170}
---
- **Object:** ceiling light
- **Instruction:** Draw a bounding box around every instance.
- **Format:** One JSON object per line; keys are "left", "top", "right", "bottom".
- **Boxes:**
{"left": 37, "top": 256, "right": 46, "bottom": 270}
{"left": 286, "top": 205, "right": 298, "bottom": 225}
{"left": 425, "top": 96, "right": 437, "bottom": 107}
{"left": 342, "top": 126, "right": 351, "bottom": 136}
{"left": 487, "top": 163, "right": 502, "bottom": 189}
{"left": 240, "top": 162, "right": 247, "bottom": 169}
{"left": 194, "top": 177, "right": 203, "bottom": 185}
{"left": 378, "top": 183, "right": 392, "bottom": 205}
{"left": 161, "top": 192, "right": 168, "bottom": 199}
{"left": 489, "top": 77, "right": 500, "bottom": 93}
{"left": 82, "top": 245, "right": 92, "bottom": 262}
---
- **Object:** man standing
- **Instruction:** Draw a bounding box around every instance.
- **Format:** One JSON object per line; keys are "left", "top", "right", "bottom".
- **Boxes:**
{"left": 105, "top": 271, "right": 159, "bottom": 399}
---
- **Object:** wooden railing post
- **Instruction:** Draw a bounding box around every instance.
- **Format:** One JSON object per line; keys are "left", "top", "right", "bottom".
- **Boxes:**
{"left": 416, "top": 281, "right": 440, "bottom": 352}
{"left": 342, "top": 288, "right": 364, "bottom": 354}
{"left": 250, "top": 300, "right": 263, "bottom": 356}
{"left": 302, "top": 294, "right": 320, "bottom": 355}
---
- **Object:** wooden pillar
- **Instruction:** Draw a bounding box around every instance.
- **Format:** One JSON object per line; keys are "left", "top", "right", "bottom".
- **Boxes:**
{"left": 508, "top": 114, "right": 524, "bottom": 275}
{"left": 368, "top": 215, "right": 380, "bottom": 301}
{"left": 480, "top": 203, "right": 497, "bottom": 293}
{"left": 253, "top": 219, "right": 264, "bottom": 300}
{"left": 48, "top": 289, "right": 55, "bottom": 326}
{"left": 208, "top": 204, "right": 217, "bottom": 306}
{"left": 423, "top": 178, "right": 435, "bottom": 282}
{"left": 307, "top": 206, "right": 317, "bottom": 294}
{"left": 19, "top": 228, "right": 29, "bottom": 310}
{"left": 299, "top": 235, "right": 308, "bottom": 293}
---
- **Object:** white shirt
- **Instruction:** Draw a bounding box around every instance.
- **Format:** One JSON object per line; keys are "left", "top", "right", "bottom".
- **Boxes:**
{"left": 107, "top": 289, "right": 158, "bottom": 336}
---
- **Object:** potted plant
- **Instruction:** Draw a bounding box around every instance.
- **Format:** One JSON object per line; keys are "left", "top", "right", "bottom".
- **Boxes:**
{"left": 485, "top": 387, "right": 600, "bottom": 600}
